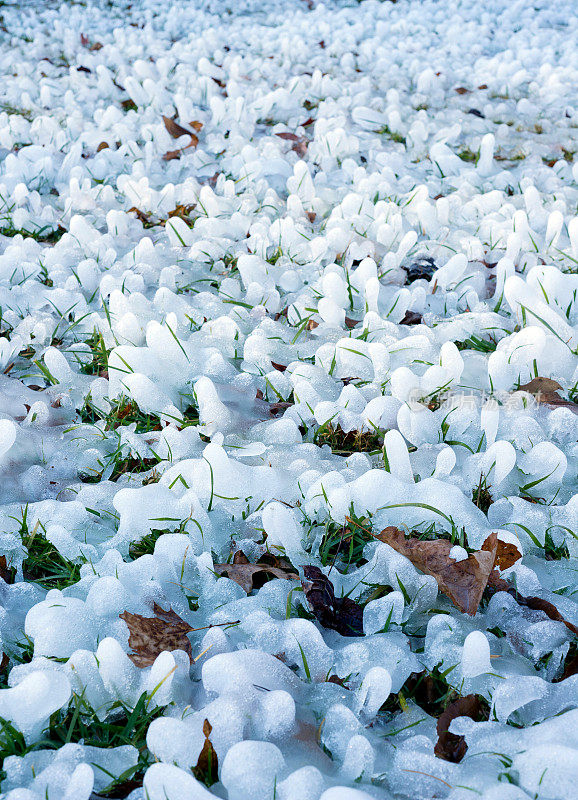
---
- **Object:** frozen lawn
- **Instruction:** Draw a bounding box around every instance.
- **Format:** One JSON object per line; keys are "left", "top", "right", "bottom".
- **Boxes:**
{"left": 0, "top": 0, "right": 577, "bottom": 798}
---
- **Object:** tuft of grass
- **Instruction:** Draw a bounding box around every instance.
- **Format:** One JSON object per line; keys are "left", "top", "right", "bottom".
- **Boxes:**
{"left": 10, "top": 508, "right": 82, "bottom": 590}
{"left": 77, "top": 330, "right": 110, "bottom": 377}
{"left": 314, "top": 421, "right": 383, "bottom": 456}
{"left": 318, "top": 508, "right": 375, "bottom": 570}
{"left": 457, "top": 148, "right": 478, "bottom": 163}
{"left": 0, "top": 690, "right": 169, "bottom": 796}
{"left": 456, "top": 335, "right": 498, "bottom": 353}
{"left": 472, "top": 473, "right": 493, "bottom": 514}
{"left": 376, "top": 125, "right": 406, "bottom": 145}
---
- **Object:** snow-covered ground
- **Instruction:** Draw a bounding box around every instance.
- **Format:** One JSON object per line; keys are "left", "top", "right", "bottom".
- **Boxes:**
{"left": 0, "top": 0, "right": 577, "bottom": 797}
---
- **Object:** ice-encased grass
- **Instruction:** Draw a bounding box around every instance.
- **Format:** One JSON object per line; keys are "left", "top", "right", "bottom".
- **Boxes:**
{"left": 0, "top": 0, "right": 577, "bottom": 798}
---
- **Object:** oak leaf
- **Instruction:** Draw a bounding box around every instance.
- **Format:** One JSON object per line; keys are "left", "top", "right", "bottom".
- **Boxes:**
{"left": 213, "top": 550, "right": 298, "bottom": 593}
{"left": 302, "top": 565, "right": 364, "bottom": 636}
{"left": 120, "top": 603, "right": 193, "bottom": 667}
{"left": 377, "top": 528, "right": 498, "bottom": 615}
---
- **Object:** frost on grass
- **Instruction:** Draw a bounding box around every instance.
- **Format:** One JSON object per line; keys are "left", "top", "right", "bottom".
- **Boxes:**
{"left": 0, "top": 0, "right": 577, "bottom": 798}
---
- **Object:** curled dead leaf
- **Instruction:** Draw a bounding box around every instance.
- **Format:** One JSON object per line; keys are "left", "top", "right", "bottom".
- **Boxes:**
{"left": 302, "top": 565, "right": 364, "bottom": 637}
{"left": 455, "top": 87, "right": 471, "bottom": 94}
{"left": 189, "top": 120, "right": 203, "bottom": 132}
{"left": 120, "top": 603, "right": 193, "bottom": 666}
{"left": 96, "top": 141, "right": 109, "bottom": 152}
{"left": 213, "top": 550, "right": 298, "bottom": 593}
{"left": 435, "top": 695, "right": 483, "bottom": 762}
{"left": 377, "top": 528, "right": 498, "bottom": 615}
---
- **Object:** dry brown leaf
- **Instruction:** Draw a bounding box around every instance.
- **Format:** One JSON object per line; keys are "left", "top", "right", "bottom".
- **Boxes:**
{"left": 90, "top": 42, "right": 103, "bottom": 51}
{"left": 344, "top": 317, "right": 359, "bottom": 330}
{"left": 455, "top": 87, "right": 471, "bottom": 95}
{"left": 435, "top": 695, "right": 483, "bottom": 762}
{"left": 302, "top": 565, "right": 364, "bottom": 637}
{"left": 162, "top": 149, "right": 182, "bottom": 161}
{"left": 495, "top": 539, "right": 522, "bottom": 571}
{"left": 163, "top": 115, "right": 192, "bottom": 139}
{"left": 400, "top": 310, "right": 423, "bottom": 326}
{"left": 213, "top": 550, "right": 298, "bottom": 593}
{"left": 0, "top": 555, "right": 14, "bottom": 584}
{"left": 120, "top": 603, "right": 193, "bottom": 667}
{"left": 128, "top": 206, "right": 154, "bottom": 226}
{"left": 377, "top": 528, "right": 498, "bottom": 615}
{"left": 487, "top": 572, "right": 578, "bottom": 637}
{"left": 193, "top": 719, "right": 218, "bottom": 784}
{"left": 271, "top": 361, "right": 287, "bottom": 372}
{"left": 96, "top": 141, "right": 109, "bottom": 152}
{"left": 275, "top": 131, "right": 308, "bottom": 157}
{"left": 517, "top": 377, "right": 578, "bottom": 413}
{"left": 306, "top": 211, "right": 317, "bottom": 223}
{"left": 189, "top": 120, "right": 203, "bottom": 132}
{"left": 306, "top": 319, "right": 319, "bottom": 330}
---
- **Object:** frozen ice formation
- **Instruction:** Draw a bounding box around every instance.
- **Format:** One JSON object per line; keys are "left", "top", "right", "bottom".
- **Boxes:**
{"left": 0, "top": 0, "right": 577, "bottom": 798}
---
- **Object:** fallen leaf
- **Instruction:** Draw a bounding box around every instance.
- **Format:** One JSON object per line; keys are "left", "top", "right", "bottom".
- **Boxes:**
{"left": 213, "top": 550, "right": 298, "bottom": 593}
{"left": 90, "top": 42, "right": 103, "bottom": 51}
{"left": 302, "top": 565, "right": 364, "bottom": 636}
{"left": 128, "top": 206, "right": 155, "bottom": 226}
{"left": 121, "top": 98, "right": 138, "bottom": 112}
{"left": 306, "top": 211, "right": 316, "bottom": 223}
{"left": 96, "top": 141, "right": 109, "bottom": 152}
{"left": 120, "top": 603, "right": 193, "bottom": 666}
{"left": 487, "top": 572, "right": 578, "bottom": 637}
{"left": 193, "top": 719, "right": 218, "bottom": 785}
{"left": 377, "top": 528, "right": 498, "bottom": 615}
{"left": 517, "top": 377, "right": 578, "bottom": 413}
{"left": 306, "top": 319, "right": 319, "bottom": 330}
{"left": 0, "top": 555, "right": 15, "bottom": 584}
{"left": 400, "top": 310, "right": 422, "bottom": 325}
{"left": 435, "top": 695, "right": 483, "bottom": 762}
{"left": 275, "top": 131, "right": 309, "bottom": 157}
{"left": 455, "top": 87, "right": 471, "bottom": 95}
{"left": 344, "top": 317, "right": 358, "bottom": 330}
{"left": 271, "top": 361, "right": 287, "bottom": 372}
{"left": 189, "top": 120, "right": 203, "bottom": 132}
{"left": 163, "top": 149, "right": 182, "bottom": 161}
{"left": 268, "top": 400, "right": 293, "bottom": 417}
{"left": 163, "top": 115, "right": 192, "bottom": 139}
{"left": 495, "top": 539, "right": 522, "bottom": 571}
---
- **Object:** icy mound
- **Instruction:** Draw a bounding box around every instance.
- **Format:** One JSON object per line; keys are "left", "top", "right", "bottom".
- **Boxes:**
{"left": 0, "top": 0, "right": 577, "bottom": 798}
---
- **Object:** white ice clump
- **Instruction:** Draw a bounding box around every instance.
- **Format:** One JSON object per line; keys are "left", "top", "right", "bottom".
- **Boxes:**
{"left": 0, "top": 0, "right": 577, "bottom": 797}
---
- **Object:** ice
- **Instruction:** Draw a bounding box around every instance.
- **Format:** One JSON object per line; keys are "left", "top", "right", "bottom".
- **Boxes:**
{"left": 0, "top": 0, "right": 576, "bottom": 795}
{"left": 143, "top": 764, "right": 216, "bottom": 800}
{"left": 221, "top": 740, "right": 285, "bottom": 800}
{"left": 0, "top": 671, "right": 71, "bottom": 742}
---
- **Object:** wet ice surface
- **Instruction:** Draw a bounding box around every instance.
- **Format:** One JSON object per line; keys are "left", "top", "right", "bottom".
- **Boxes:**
{"left": 0, "top": 0, "right": 577, "bottom": 797}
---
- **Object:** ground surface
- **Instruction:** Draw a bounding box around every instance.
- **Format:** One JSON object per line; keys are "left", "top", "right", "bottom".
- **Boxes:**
{"left": 0, "top": 0, "right": 577, "bottom": 798}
